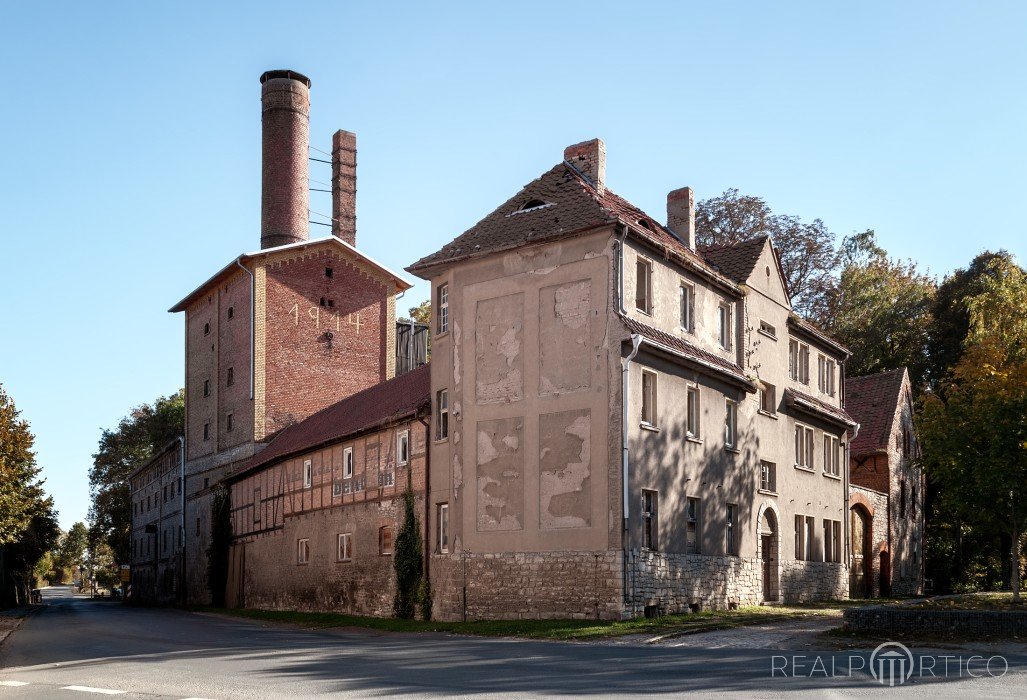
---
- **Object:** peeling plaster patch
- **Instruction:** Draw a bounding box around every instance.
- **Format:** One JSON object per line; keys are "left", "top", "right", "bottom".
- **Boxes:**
{"left": 453, "top": 454, "right": 462, "bottom": 489}
{"left": 539, "top": 409, "right": 591, "bottom": 529}
{"left": 475, "top": 294, "right": 524, "bottom": 404}
{"left": 453, "top": 322, "right": 461, "bottom": 387}
{"left": 503, "top": 246, "right": 560, "bottom": 276}
{"left": 539, "top": 280, "right": 592, "bottom": 396}
{"left": 476, "top": 417, "right": 524, "bottom": 531}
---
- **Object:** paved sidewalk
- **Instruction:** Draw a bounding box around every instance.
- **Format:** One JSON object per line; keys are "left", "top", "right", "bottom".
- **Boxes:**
{"left": 653, "top": 615, "right": 842, "bottom": 649}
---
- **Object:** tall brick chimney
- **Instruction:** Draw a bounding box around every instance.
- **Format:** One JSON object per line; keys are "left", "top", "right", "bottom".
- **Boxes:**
{"left": 667, "top": 187, "right": 696, "bottom": 250}
{"left": 331, "top": 130, "right": 357, "bottom": 246}
{"left": 260, "top": 70, "right": 311, "bottom": 250}
{"left": 564, "top": 138, "right": 606, "bottom": 193}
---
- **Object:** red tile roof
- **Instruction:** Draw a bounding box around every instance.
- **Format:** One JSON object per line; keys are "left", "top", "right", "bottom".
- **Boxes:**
{"left": 846, "top": 368, "right": 907, "bottom": 457}
{"left": 697, "top": 237, "right": 769, "bottom": 284}
{"left": 621, "top": 316, "right": 756, "bottom": 391}
{"left": 228, "top": 364, "right": 432, "bottom": 481}
{"left": 785, "top": 387, "right": 857, "bottom": 428}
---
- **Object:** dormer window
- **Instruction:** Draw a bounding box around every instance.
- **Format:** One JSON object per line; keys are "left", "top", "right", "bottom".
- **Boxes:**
{"left": 637, "top": 218, "right": 653, "bottom": 231}
{"left": 510, "top": 199, "right": 552, "bottom": 215}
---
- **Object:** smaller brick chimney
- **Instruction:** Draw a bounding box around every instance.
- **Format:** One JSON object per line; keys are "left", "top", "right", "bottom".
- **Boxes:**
{"left": 667, "top": 187, "right": 696, "bottom": 250}
{"left": 331, "top": 130, "right": 357, "bottom": 246}
{"left": 564, "top": 138, "right": 606, "bottom": 193}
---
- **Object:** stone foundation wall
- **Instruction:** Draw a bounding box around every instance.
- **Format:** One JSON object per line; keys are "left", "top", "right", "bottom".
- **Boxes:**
{"left": 627, "top": 550, "right": 763, "bottom": 612}
{"left": 780, "top": 560, "right": 848, "bottom": 602}
{"left": 430, "top": 551, "right": 623, "bottom": 621}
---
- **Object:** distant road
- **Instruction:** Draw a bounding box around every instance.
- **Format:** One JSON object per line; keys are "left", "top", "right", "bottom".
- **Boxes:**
{"left": 1, "top": 586, "right": 1024, "bottom": 698}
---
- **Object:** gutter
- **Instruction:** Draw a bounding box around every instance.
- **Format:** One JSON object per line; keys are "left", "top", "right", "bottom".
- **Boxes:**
{"left": 235, "top": 258, "right": 255, "bottom": 400}
{"left": 417, "top": 413, "right": 432, "bottom": 586}
{"left": 615, "top": 224, "right": 640, "bottom": 611}
{"left": 844, "top": 359, "right": 861, "bottom": 579}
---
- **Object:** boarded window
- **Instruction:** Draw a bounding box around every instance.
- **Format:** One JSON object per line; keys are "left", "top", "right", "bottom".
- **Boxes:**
{"left": 727, "top": 503, "right": 738, "bottom": 555}
{"left": 760, "top": 382, "right": 777, "bottom": 414}
{"left": 686, "top": 497, "right": 701, "bottom": 554}
{"left": 642, "top": 490, "right": 658, "bottom": 551}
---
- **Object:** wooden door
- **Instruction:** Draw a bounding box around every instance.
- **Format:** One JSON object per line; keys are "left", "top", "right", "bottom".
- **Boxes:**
{"left": 850, "top": 509, "right": 869, "bottom": 598}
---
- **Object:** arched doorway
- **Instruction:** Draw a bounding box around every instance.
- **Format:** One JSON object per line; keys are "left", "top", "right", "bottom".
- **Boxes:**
{"left": 759, "top": 508, "right": 779, "bottom": 603}
{"left": 850, "top": 506, "right": 871, "bottom": 598}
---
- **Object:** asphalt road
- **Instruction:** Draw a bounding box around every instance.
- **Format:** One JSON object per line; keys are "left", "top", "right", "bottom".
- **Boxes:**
{"left": 1, "top": 587, "right": 1026, "bottom": 698}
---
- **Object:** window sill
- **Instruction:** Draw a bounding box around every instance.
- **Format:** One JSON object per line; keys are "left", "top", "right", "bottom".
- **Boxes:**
{"left": 757, "top": 488, "right": 778, "bottom": 497}
{"left": 432, "top": 438, "right": 450, "bottom": 445}
{"left": 685, "top": 435, "right": 703, "bottom": 445}
{"left": 794, "top": 465, "right": 814, "bottom": 473}
{"left": 725, "top": 446, "right": 741, "bottom": 454}
{"left": 757, "top": 329, "right": 778, "bottom": 341}
{"left": 640, "top": 422, "right": 660, "bottom": 433}
{"left": 677, "top": 326, "right": 694, "bottom": 335}
{"left": 434, "top": 330, "right": 450, "bottom": 340}
{"left": 336, "top": 559, "right": 352, "bottom": 564}
{"left": 822, "top": 472, "right": 842, "bottom": 481}
{"left": 635, "top": 308, "right": 653, "bottom": 317}
{"left": 757, "top": 410, "right": 778, "bottom": 420}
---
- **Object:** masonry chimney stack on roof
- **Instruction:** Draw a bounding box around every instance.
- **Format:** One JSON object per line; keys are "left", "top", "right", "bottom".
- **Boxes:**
{"left": 331, "top": 130, "right": 357, "bottom": 246}
{"left": 564, "top": 138, "right": 606, "bottom": 194}
{"left": 667, "top": 186, "right": 696, "bottom": 250}
{"left": 260, "top": 69, "right": 311, "bottom": 250}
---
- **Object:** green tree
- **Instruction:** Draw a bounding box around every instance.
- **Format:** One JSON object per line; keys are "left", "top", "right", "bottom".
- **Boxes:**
{"left": 918, "top": 256, "right": 1027, "bottom": 600}
{"left": 0, "top": 385, "right": 40, "bottom": 547}
{"left": 695, "top": 189, "right": 838, "bottom": 316}
{"left": 393, "top": 488, "right": 423, "bottom": 619}
{"left": 2, "top": 494, "right": 60, "bottom": 605}
{"left": 52, "top": 521, "right": 89, "bottom": 582}
{"left": 88, "top": 390, "right": 184, "bottom": 567}
{"left": 818, "top": 230, "right": 936, "bottom": 389}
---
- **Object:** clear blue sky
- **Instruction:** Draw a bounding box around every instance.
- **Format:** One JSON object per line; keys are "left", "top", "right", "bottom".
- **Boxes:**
{"left": 1, "top": 2, "right": 1024, "bottom": 530}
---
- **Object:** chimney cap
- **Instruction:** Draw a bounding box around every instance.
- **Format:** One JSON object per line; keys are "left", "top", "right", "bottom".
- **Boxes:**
{"left": 260, "top": 69, "right": 311, "bottom": 88}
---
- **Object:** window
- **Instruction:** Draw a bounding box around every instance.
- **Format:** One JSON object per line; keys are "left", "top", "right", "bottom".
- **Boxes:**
{"left": 718, "top": 303, "right": 733, "bottom": 350}
{"left": 794, "top": 424, "right": 815, "bottom": 469}
{"left": 325, "top": 267, "right": 333, "bottom": 278}
{"left": 203, "top": 322, "right": 210, "bottom": 336}
{"left": 437, "top": 284, "right": 449, "bottom": 334}
{"left": 226, "top": 413, "right": 234, "bottom": 432}
{"left": 818, "top": 355, "right": 836, "bottom": 396}
{"left": 760, "top": 460, "right": 777, "bottom": 492}
{"left": 379, "top": 526, "right": 394, "bottom": 555}
{"left": 227, "top": 306, "right": 234, "bottom": 320}
{"left": 337, "top": 533, "right": 352, "bottom": 562}
{"left": 203, "top": 423, "right": 210, "bottom": 441}
{"left": 332, "top": 481, "right": 342, "bottom": 497}
{"left": 795, "top": 515, "right": 815, "bottom": 561}
{"left": 203, "top": 379, "right": 210, "bottom": 397}
{"left": 789, "top": 340, "right": 810, "bottom": 383}
{"left": 635, "top": 258, "right": 652, "bottom": 314}
{"left": 899, "top": 480, "right": 906, "bottom": 518}
{"left": 823, "top": 434, "right": 840, "bottom": 476}
{"left": 343, "top": 447, "right": 354, "bottom": 479}
{"left": 799, "top": 343, "right": 810, "bottom": 384}
{"left": 760, "top": 382, "right": 777, "bottom": 414}
{"left": 641, "top": 490, "right": 658, "bottom": 551}
{"left": 759, "top": 320, "right": 777, "bottom": 338}
{"left": 303, "top": 459, "right": 312, "bottom": 488}
{"left": 227, "top": 367, "right": 234, "bottom": 387}
{"left": 297, "top": 538, "right": 310, "bottom": 564}
{"left": 727, "top": 504, "right": 738, "bottom": 555}
{"left": 724, "top": 400, "right": 737, "bottom": 449}
{"left": 686, "top": 497, "right": 701, "bottom": 554}
{"left": 436, "top": 389, "right": 449, "bottom": 440}
{"left": 911, "top": 486, "right": 917, "bottom": 517}
{"left": 679, "top": 283, "right": 694, "bottom": 331}
{"left": 823, "top": 519, "right": 842, "bottom": 563}
{"left": 253, "top": 488, "right": 261, "bottom": 523}
{"left": 640, "top": 370, "right": 657, "bottom": 426}
{"left": 397, "top": 431, "right": 409, "bottom": 466}
{"left": 438, "top": 503, "right": 449, "bottom": 553}
{"left": 686, "top": 386, "right": 700, "bottom": 438}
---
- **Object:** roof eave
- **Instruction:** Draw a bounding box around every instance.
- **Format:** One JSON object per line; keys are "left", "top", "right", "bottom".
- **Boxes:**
{"left": 630, "top": 334, "right": 757, "bottom": 392}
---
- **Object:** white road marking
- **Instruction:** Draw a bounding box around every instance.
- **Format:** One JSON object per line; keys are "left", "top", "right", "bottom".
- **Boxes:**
{"left": 0, "top": 680, "right": 30, "bottom": 686}
{"left": 60, "top": 686, "right": 126, "bottom": 695}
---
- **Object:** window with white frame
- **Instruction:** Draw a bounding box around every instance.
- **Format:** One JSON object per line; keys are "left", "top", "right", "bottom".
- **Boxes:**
{"left": 438, "top": 503, "right": 449, "bottom": 553}
{"left": 760, "top": 382, "right": 777, "bottom": 414}
{"left": 397, "top": 431, "right": 409, "bottom": 466}
{"left": 679, "top": 283, "right": 694, "bottom": 331}
{"left": 686, "top": 497, "right": 701, "bottom": 554}
{"left": 436, "top": 389, "right": 449, "bottom": 440}
{"left": 724, "top": 399, "right": 737, "bottom": 449}
{"left": 297, "top": 538, "right": 310, "bottom": 564}
{"left": 437, "top": 284, "right": 449, "bottom": 334}
{"left": 759, "top": 320, "right": 777, "bottom": 338}
{"left": 635, "top": 257, "right": 653, "bottom": 314}
{"left": 642, "top": 489, "right": 658, "bottom": 551}
{"left": 823, "top": 434, "right": 841, "bottom": 477}
{"left": 794, "top": 424, "right": 815, "bottom": 469}
{"left": 337, "top": 533, "right": 352, "bottom": 562}
{"left": 641, "top": 370, "right": 657, "bottom": 426}
{"left": 303, "top": 459, "right": 312, "bottom": 488}
{"left": 686, "top": 386, "right": 700, "bottom": 438}
{"left": 718, "top": 302, "right": 732, "bottom": 350}
{"left": 818, "top": 355, "right": 836, "bottom": 396}
{"left": 339, "top": 447, "right": 352, "bottom": 480}
{"left": 760, "top": 460, "right": 777, "bottom": 492}
{"left": 798, "top": 343, "right": 810, "bottom": 384}
{"left": 727, "top": 503, "right": 738, "bottom": 555}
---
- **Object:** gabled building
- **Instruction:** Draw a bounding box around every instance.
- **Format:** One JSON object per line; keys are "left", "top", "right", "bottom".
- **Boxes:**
{"left": 846, "top": 367, "right": 924, "bottom": 597}
{"left": 128, "top": 438, "right": 184, "bottom": 605}
{"left": 408, "top": 138, "right": 856, "bottom": 619}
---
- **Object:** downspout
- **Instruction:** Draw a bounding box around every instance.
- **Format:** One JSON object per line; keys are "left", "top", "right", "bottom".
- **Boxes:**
{"left": 417, "top": 412, "right": 431, "bottom": 585}
{"left": 844, "top": 356, "right": 859, "bottom": 592}
{"left": 234, "top": 258, "right": 255, "bottom": 400}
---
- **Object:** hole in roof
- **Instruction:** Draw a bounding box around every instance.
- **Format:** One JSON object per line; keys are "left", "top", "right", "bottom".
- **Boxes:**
{"left": 509, "top": 199, "right": 553, "bottom": 216}
{"left": 637, "top": 218, "right": 653, "bottom": 231}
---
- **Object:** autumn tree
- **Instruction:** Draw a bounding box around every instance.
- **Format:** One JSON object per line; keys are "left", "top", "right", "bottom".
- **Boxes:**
{"left": 695, "top": 189, "right": 838, "bottom": 316}
{"left": 51, "top": 521, "right": 89, "bottom": 583}
{"left": 918, "top": 254, "right": 1027, "bottom": 599}
{"left": 818, "top": 231, "right": 936, "bottom": 389}
{"left": 88, "top": 391, "right": 184, "bottom": 567}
